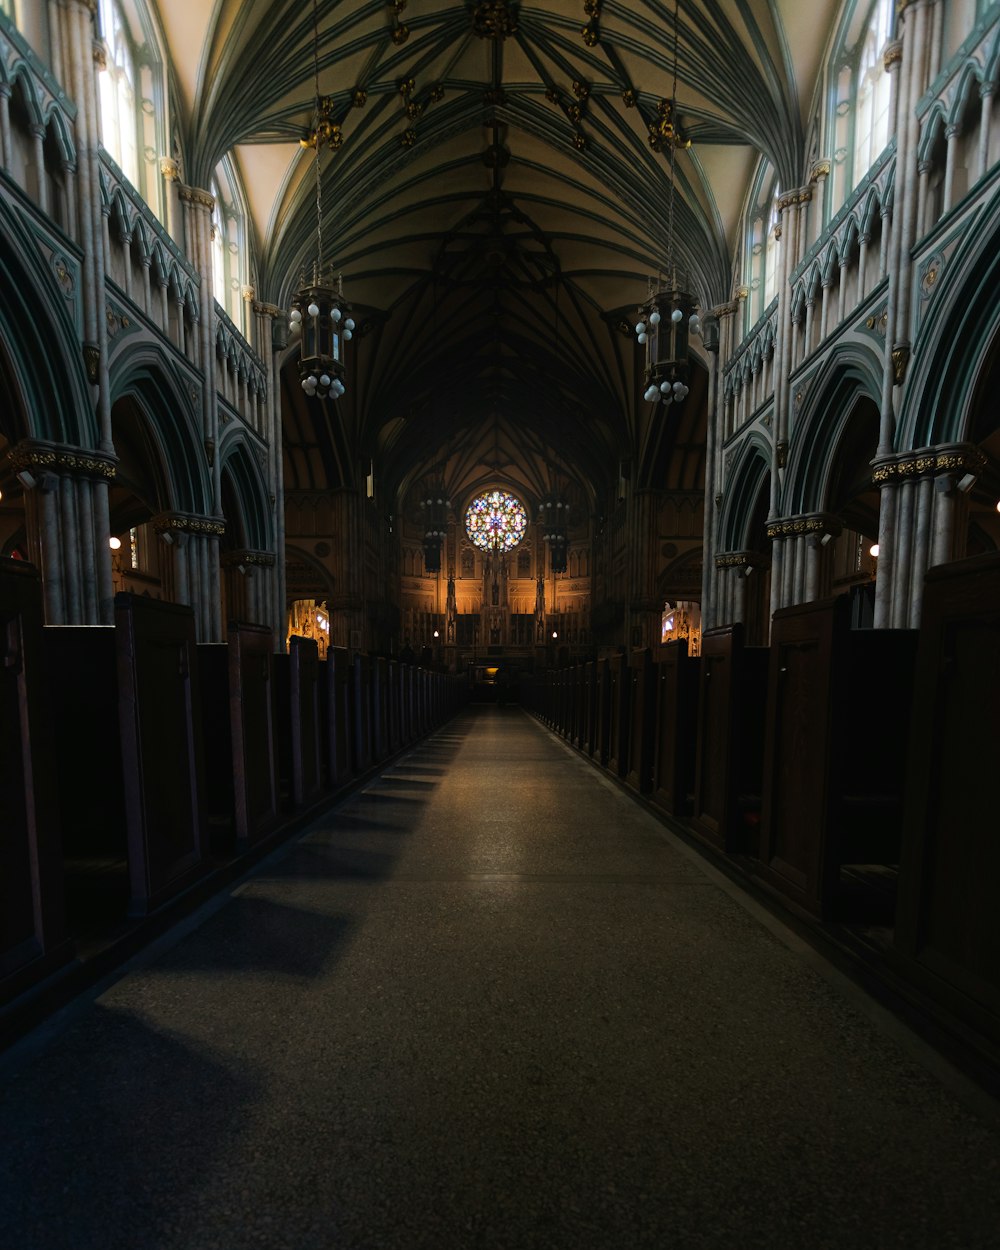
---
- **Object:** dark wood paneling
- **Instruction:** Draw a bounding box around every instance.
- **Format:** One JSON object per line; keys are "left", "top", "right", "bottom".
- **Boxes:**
{"left": 0, "top": 561, "right": 71, "bottom": 1003}
{"left": 353, "top": 653, "right": 373, "bottom": 773}
{"left": 758, "top": 597, "right": 916, "bottom": 919}
{"left": 651, "top": 642, "right": 699, "bottom": 817}
{"left": 625, "top": 650, "right": 655, "bottom": 794}
{"left": 326, "top": 646, "right": 352, "bottom": 786}
{"left": 691, "top": 624, "right": 769, "bottom": 852}
{"left": 895, "top": 552, "right": 1000, "bottom": 1046}
{"left": 229, "top": 623, "right": 280, "bottom": 843}
{"left": 289, "top": 635, "right": 323, "bottom": 809}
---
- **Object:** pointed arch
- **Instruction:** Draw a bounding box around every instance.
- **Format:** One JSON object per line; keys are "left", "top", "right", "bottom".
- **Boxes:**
{"left": 108, "top": 348, "right": 209, "bottom": 514}
{"left": 219, "top": 435, "right": 272, "bottom": 552}
{"left": 784, "top": 342, "right": 883, "bottom": 515}
{"left": 0, "top": 194, "right": 94, "bottom": 446}
{"left": 720, "top": 434, "right": 772, "bottom": 551}
{"left": 899, "top": 189, "right": 1000, "bottom": 450}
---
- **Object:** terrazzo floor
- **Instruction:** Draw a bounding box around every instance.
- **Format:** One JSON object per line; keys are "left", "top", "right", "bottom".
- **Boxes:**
{"left": 3, "top": 706, "right": 1000, "bottom": 1249}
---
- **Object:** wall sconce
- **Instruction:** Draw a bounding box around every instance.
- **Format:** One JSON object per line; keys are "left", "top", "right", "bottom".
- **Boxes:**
{"left": 551, "top": 630, "right": 559, "bottom": 639}
{"left": 957, "top": 473, "right": 977, "bottom": 493}
{"left": 869, "top": 543, "right": 880, "bottom": 558}
{"left": 16, "top": 469, "right": 36, "bottom": 490}
{"left": 432, "top": 629, "right": 440, "bottom": 639}
{"left": 820, "top": 532, "right": 834, "bottom": 547}
{"left": 109, "top": 536, "right": 122, "bottom": 550}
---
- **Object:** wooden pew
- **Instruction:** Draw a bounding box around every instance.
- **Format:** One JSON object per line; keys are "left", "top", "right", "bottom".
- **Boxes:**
{"left": 651, "top": 641, "right": 699, "bottom": 818}
{"left": 894, "top": 552, "right": 1000, "bottom": 1049}
{"left": 1, "top": 560, "right": 72, "bottom": 1006}
{"left": 606, "top": 653, "right": 631, "bottom": 779}
{"left": 229, "top": 623, "right": 281, "bottom": 843}
{"left": 592, "top": 658, "right": 611, "bottom": 764}
{"left": 388, "top": 659, "right": 402, "bottom": 753}
{"left": 690, "top": 623, "right": 769, "bottom": 853}
{"left": 352, "top": 652, "right": 373, "bottom": 773}
{"left": 274, "top": 634, "right": 323, "bottom": 810}
{"left": 757, "top": 596, "right": 917, "bottom": 919}
{"left": 581, "top": 661, "right": 597, "bottom": 757}
{"left": 326, "top": 645, "right": 352, "bottom": 787}
{"left": 45, "top": 595, "right": 208, "bottom": 922}
{"left": 625, "top": 649, "right": 655, "bottom": 794}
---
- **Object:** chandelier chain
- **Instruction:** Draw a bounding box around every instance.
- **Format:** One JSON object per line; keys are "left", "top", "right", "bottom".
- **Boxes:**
{"left": 667, "top": 0, "right": 680, "bottom": 286}
{"left": 312, "top": 0, "right": 323, "bottom": 278}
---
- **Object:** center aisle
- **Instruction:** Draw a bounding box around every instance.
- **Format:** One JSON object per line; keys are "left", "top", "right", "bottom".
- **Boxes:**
{"left": 3, "top": 706, "right": 1000, "bottom": 1249}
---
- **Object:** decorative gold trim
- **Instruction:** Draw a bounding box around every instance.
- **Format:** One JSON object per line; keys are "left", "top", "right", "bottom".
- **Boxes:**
{"left": 8, "top": 440, "right": 117, "bottom": 480}
{"left": 891, "top": 343, "right": 910, "bottom": 386}
{"left": 159, "top": 157, "right": 180, "bottom": 181}
{"left": 865, "top": 309, "right": 888, "bottom": 337}
{"left": 765, "top": 514, "right": 842, "bottom": 540}
{"left": 470, "top": 0, "right": 519, "bottom": 40}
{"left": 253, "top": 301, "right": 281, "bottom": 318}
{"left": 872, "top": 446, "right": 987, "bottom": 485}
{"left": 715, "top": 551, "right": 755, "bottom": 569}
{"left": 82, "top": 343, "right": 100, "bottom": 384}
{"left": 222, "top": 549, "right": 276, "bottom": 569}
{"left": 152, "top": 512, "right": 226, "bottom": 537}
{"left": 883, "top": 41, "right": 903, "bottom": 71}
{"left": 810, "top": 159, "right": 832, "bottom": 181}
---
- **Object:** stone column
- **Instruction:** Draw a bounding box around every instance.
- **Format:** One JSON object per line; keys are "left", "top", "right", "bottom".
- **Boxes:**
{"left": 7, "top": 439, "right": 118, "bottom": 624}
{"left": 152, "top": 512, "right": 227, "bottom": 642}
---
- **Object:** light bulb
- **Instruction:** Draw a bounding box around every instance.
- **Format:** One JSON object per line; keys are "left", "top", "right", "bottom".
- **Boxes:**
{"left": 289, "top": 320, "right": 300, "bottom": 334}
{"left": 672, "top": 381, "right": 684, "bottom": 394}
{"left": 649, "top": 311, "right": 661, "bottom": 326}
{"left": 331, "top": 307, "right": 342, "bottom": 322}
{"left": 307, "top": 302, "right": 320, "bottom": 317}
{"left": 635, "top": 321, "right": 646, "bottom": 335}
{"left": 289, "top": 308, "right": 302, "bottom": 323}
{"left": 301, "top": 379, "right": 311, "bottom": 392}
{"left": 660, "top": 381, "right": 671, "bottom": 394}
{"left": 343, "top": 329, "right": 353, "bottom": 341}
{"left": 671, "top": 308, "right": 683, "bottom": 323}
{"left": 870, "top": 543, "right": 880, "bottom": 558}
{"left": 109, "top": 536, "right": 122, "bottom": 550}
{"left": 319, "top": 374, "right": 331, "bottom": 388}
{"left": 637, "top": 333, "right": 647, "bottom": 345}
{"left": 344, "top": 318, "right": 355, "bottom": 331}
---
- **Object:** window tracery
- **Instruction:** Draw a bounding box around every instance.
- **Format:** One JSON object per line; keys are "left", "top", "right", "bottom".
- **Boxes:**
{"left": 211, "top": 165, "right": 249, "bottom": 331}
{"left": 98, "top": 0, "right": 140, "bottom": 187}
{"left": 465, "top": 491, "right": 527, "bottom": 553}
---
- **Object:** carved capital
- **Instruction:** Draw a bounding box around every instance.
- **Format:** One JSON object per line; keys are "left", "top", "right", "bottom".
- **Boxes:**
{"left": 159, "top": 157, "right": 181, "bottom": 181}
{"left": 178, "top": 184, "right": 215, "bottom": 212}
{"left": 8, "top": 439, "right": 117, "bottom": 481}
{"left": 152, "top": 512, "right": 226, "bottom": 537}
{"left": 883, "top": 40, "right": 903, "bottom": 71}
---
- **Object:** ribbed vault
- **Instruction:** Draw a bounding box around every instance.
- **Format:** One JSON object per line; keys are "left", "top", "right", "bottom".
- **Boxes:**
{"left": 156, "top": 0, "right": 837, "bottom": 506}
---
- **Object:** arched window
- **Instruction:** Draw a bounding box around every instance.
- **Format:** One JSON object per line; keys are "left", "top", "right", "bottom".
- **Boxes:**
{"left": 96, "top": 0, "right": 168, "bottom": 220}
{"left": 742, "top": 162, "right": 780, "bottom": 333}
{"left": 98, "top": 0, "right": 139, "bottom": 187}
{"left": 830, "top": 0, "right": 893, "bottom": 210}
{"left": 853, "top": 0, "right": 893, "bottom": 186}
{"left": 211, "top": 164, "right": 250, "bottom": 332}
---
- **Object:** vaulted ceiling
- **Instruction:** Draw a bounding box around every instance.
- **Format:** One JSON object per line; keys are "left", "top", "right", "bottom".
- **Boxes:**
{"left": 157, "top": 0, "right": 839, "bottom": 511}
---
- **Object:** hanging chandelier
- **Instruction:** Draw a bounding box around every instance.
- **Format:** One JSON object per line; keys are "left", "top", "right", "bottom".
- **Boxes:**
{"left": 288, "top": 0, "right": 356, "bottom": 401}
{"left": 635, "top": 0, "right": 701, "bottom": 408}
{"left": 420, "top": 486, "right": 450, "bottom": 573}
{"left": 538, "top": 494, "right": 569, "bottom": 574}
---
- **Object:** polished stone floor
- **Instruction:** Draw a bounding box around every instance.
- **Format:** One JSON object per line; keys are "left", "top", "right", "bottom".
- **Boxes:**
{"left": 3, "top": 706, "right": 1000, "bottom": 1249}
